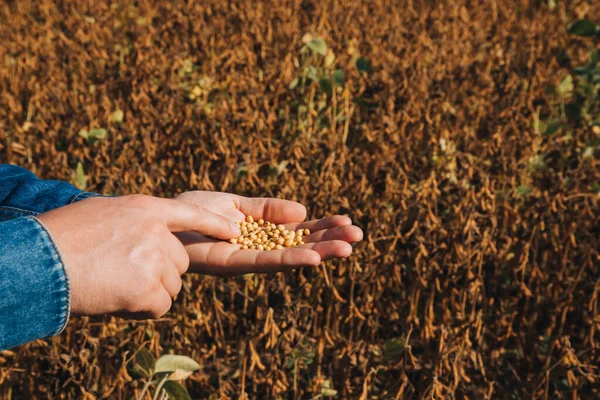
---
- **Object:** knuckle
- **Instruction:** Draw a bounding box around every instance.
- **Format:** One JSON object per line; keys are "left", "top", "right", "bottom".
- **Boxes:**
{"left": 137, "top": 268, "right": 162, "bottom": 295}
{"left": 146, "top": 219, "right": 166, "bottom": 236}
{"left": 145, "top": 247, "right": 166, "bottom": 266}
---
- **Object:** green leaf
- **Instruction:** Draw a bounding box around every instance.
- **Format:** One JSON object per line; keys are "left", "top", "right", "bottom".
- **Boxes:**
{"left": 78, "top": 129, "right": 89, "bottom": 139}
{"left": 289, "top": 77, "right": 299, "bottom": 90}
{"left": 321, "top": 380, "right": 337, "bottom": 396}
{"left": 306, "top": 66, "right": 318, "bottom": 80}
{"left": 574, "top": 66, "right": 590, "bottom": 76}
{"left": 590, "top": 49, "right": 599, "bottom": 67}
{"left": 161, "top": 381, "right": 191, "bottom": 400}
{"left": 88, "top": 128, "right": 107, "bottom": 141}
{"left": 532, "top": 118, "right": 547, "bottom": 135}
{"left": 167, "top": 369, "right": 194, "bottom": 381}
{"left": 113, "top": 109, "right": 124, "bottom": 123}
{"left": 332, "top": 69, "right": 345, "bottom": 86}
{"left": 270, "top": 160, "right": 288, "bottom": 177}
{"left": 567, "top": 20, "right": 598, "bottom": 37}
{"left": 383, "top": 338, "right": 405, "bottom": 364}
{"left": 75, "top": 162, "right": 87, "bottom": 191}
{"left": 516, "top": 185, "right": 533, "bottom": 197}
{"left": 322, "top": 388, "right": 338, "bottom": 397}
{"left": 129, "top": 347, "right": 156, "bottom": 377}
{"left": 319, "top": 78, "right": 333, "bottom": 96}
{"left": 306, "top": 38, "right": 327, "bottom": 56}
{"left": 542, "top": 118, "right": 562, "bottom": 137}
{"left": 155, "top": 355, "right": 200, "bottom": 374}
{"left": 557, "top": 74, "right": 573, "bottom": 97}
{"left": 325, "top": 51, "right": 336, "bottom": 68}
{"left": 356, "top": 57, "right": 371, "bottom": 73}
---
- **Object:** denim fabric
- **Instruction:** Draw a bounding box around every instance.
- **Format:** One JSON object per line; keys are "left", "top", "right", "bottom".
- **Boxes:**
{"left": 0, "top": 217, "right": 71, "bottom": 350}
{"left": 0, "top": 164, "right": 99, "bottom": 350}
{"left": 0, "top": 165, "right": 98, "bottom": 220}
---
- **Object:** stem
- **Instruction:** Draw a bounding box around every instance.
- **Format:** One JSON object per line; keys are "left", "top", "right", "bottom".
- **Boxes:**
{"left": 293, "top": 359, "right": 299, "bottom": 400}
{"left": 152, "top": 375, "right": 170, "bottom": 400}
{"left": 137, "top": 378, "right": 153, "bottom": 400}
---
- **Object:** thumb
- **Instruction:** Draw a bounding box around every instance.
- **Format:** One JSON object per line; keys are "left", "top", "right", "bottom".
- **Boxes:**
{"left": 155, "top": 198, "right": 241, "bottom": 239}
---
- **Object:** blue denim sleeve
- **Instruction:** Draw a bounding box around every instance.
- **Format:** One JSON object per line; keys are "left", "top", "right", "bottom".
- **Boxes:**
{"left": 0, "top": 164, "right": 101, "bottom": 350}
{"left": 0, "top": 164, "right": 99, "bottom": 219}
{"left": 0, "top": 217, "right": 71, "bottom": 350}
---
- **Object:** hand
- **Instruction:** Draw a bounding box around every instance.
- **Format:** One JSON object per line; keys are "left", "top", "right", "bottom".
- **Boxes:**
{"left": 37, "top": 195, "right": 240, "bottom": 318}
{"left": 174, "top": 191, "right": 364, "bottom": 277}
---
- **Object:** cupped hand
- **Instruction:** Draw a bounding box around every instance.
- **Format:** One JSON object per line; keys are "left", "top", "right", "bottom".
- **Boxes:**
{"left": 175, "top": 191, "right": 363, "bottom": 277}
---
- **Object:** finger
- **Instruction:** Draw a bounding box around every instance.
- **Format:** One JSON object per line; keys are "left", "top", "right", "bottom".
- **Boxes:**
{"left": 161, "top": 265, "right": 183, "bottom": 298}
{"left": 164, "top": 233, "right": 191, "bottom": 274}
{"left": 284, "top": 215, "right": 353, "bottom": 232}
{"left": 182, "top": 239, "right": 321, "bottom": 276}
{"left": 303, "top": 225, "right": 364, "bottom": 244}
{"left": 235, "top": 196, "right": 307, "bottom": 224}
{"left": 129, "top": 288, "right": 173, "bottom": 320}
{"left": 297, "top": 240, "right": 353, "bottom": 260}
{"left": 155, "top": 198, "right": 241, "bottom": 239}
{"left": 222, "top": 248, "right": 321, "bottom": 275}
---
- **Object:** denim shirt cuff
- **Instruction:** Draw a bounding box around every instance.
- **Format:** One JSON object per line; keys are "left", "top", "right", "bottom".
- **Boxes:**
{"left": 0, "top": 217, "right": 71, "bottom": 350}
{"left": 70, "top": 192, "right": 102, "bottom": 204}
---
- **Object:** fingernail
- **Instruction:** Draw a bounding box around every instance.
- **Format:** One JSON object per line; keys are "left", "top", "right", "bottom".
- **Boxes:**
{"left": 231, "top": 221, "right": 241, "bottom": 236}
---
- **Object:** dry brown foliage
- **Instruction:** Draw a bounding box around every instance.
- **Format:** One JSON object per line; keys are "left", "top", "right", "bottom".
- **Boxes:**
{"left": 1, "top": 0, "right": 600, "bottom": 399}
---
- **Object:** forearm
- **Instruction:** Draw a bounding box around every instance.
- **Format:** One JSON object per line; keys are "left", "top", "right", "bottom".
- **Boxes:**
{"left": 0, "top": 217, "right": 71, "bottom": 350}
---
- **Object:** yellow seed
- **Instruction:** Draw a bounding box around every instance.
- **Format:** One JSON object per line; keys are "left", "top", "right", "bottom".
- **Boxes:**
{"left": 299, "top": 240, "right": 305, "bottom": 245}
{"left": 255, "top": 237, "right": 263, "bottom": 244}
{"left": 277, "top": 237, "right": 285, "bottom": 245}
{"left": 243, "top": 239, "right": 251, "bottom": 246}
{"left": 250, "top": 244, "right": 257, "bottom": 250}
{"left": 275, "top": 244, "right": 283, "bottom": 249}
{"left": 257, "top": 244, "right": 264, "bottom": 251}
{"left": 284, "top": 238, "right": 294, "bottom": 247}
{"left": 282, "top": 229, "right": 290, "bottom": 236}
{"left": 304, "top": 229, "right": 310, "bottom": 235}
{"left": 258, "top": 218, "right": 264, "bottom": 225}
{"left": 252, "top": 222, "right": 258, "bottom": 229}
{"left": 242, "top": 245, "right": 249, "bottom": 249}
{"left": 268, "top": 242, "right": 276, "bottom": 249}
{"left": 277, "top": 225, "right": 285, "bottom": 232}
{"left": 229, "top": 238, "right": 237, "bottom": 244}
{"left": 294, "top": 236, "right": 302, "bottom": 243}
{"left": 246, "top": 215, "right": 254, "bottom": 223}
{"left": 237, "top": 237, "right": 244, "bottom": 244}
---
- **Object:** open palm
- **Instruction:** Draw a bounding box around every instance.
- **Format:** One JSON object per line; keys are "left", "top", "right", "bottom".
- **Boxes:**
{"left": 174, "top": 191, "right": 363, "bottom": 277}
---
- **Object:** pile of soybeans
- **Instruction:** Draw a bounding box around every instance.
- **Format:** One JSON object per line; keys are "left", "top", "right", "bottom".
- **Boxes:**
{"left": 229, "top": 215, "right": 310, "bottom": 251}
